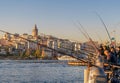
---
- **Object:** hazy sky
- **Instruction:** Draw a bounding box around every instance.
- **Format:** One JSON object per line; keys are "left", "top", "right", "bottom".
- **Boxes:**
{"left": 0, "top": 0, "right": 120, "bottom": 42}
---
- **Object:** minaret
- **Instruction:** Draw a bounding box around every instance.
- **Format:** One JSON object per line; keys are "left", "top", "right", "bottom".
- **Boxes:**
{"left": 32, "top": 24, "right": 38, "bottom": 38}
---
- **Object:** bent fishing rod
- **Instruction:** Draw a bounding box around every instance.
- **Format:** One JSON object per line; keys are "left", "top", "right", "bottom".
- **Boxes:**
{"left": 73, "top": 22, "right": 101, "bottom": 67}
{"left": 95, "top": 12, "right": 112, "bottom": 44}
{"left": 96, "top": 33, "right": 103, "bottom": 44}
{"left": 73, "top": 21, "right": 99, "bottom": 53}
{"left": 78, "top": 22, "right": 99, "bottom": 51}
{"left": 73, "top": 23, "right": 98, "bottom": 60}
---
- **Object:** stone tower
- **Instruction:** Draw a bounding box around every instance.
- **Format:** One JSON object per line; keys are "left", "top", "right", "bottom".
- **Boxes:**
{"left": 32, "top": 24, "right": 38, "bottom": 38}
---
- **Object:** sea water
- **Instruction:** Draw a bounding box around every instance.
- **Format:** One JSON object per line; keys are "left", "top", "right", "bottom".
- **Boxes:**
{"left": 0, "top": 60, "right": 85, "bottom": 83}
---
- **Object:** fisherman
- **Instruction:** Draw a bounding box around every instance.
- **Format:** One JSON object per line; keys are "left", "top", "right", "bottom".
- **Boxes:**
{"left": 102, "top": 45, "right": 108, "bottom": 51}
{"left": 110, "top": 47, "right": 117, "bottom": 64}
{"left": 104, "top": 50, "right": 111, "bottom": 63}
{"left": 116, "top": 46, "right": 120, "bottom": 64}
{"left": 110, "top": 47, "right": 117, "bottom": 57}
{"left": 110, "top": 68, "right": 120, "bottom": 83}
{"left": 99, "top": 45, "right": 104, "bottom": 55}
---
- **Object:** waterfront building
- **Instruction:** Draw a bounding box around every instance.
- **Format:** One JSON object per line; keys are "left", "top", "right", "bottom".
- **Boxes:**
{"left": 72, "top": 42, "right": 81, "bottom": 51}
{"left": 0, "top": 24, "right": 83, "bottom": 57}
{"left": 81, "top": 41, "right": 99, "bottom": 52}
{"left": 3, "top": 33, "right": 11, "bottom": 40}
{"left": 21, "top": 33, "right": 29, "bottom": 39}
{"left": 27, "top": 40, "right": 38, "bottom": 50}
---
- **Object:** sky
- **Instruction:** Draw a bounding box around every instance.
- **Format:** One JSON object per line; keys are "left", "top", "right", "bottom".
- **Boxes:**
{"left": 0, "top": 0, "right": 120, "bottom": 43}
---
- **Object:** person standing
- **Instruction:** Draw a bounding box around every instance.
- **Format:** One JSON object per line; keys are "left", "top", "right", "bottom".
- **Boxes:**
{"left": 116, "top": 46, "right": 120, "bottom": 64}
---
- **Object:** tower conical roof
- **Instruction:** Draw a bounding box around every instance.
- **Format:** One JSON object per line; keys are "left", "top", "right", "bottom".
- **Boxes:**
{"left": 34, "top": 24, "right": 37, "bottom": 30}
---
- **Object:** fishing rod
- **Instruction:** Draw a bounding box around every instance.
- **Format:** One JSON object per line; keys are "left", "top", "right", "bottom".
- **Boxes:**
{"left": 73, "top": 22, "right": 89, "bottom": 40}
{"left": 96, "top": 33, "right": 103, "bottom": 44}
{"left": 73, "top": 22, "right": 96, "bottom": 50}
{"left": 73, "top": 21, "right": 100, "bottom": 51}
{"left": 77, "top": 21, "right": 90, "bottom": 39}
{"left": 76, "top": 21, "right": 99, "bottom": 53}
{"left": 73, "top": 22, "right": 102, "bottom": 68}
{"left": 95, "top": 12, "right": 112, "bottom": 44}
{"left": 73, "top": 22, "right": 96, "bottom": 51}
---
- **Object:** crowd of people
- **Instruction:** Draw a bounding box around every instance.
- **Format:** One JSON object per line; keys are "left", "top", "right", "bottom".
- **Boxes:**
{"left": 97, "top": 45, "right": 120, "bottom": 82}
{"left": 99, "top": 45, "right": 120, "bottom": 65}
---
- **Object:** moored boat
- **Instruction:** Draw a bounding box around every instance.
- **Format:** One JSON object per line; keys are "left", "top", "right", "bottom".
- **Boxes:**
{"left": 68, "top": 61, "right": 87, "bottom": 66}
{"left": 57, "top": 55, "right": 78, "bottom": 61}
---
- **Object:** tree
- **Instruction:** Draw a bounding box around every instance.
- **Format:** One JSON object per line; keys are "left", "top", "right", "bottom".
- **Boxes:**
{"left": 25, "top": 49, "right": 31, "bottom": 57}
{"left": 41, "top": 48, "right": 46, "bottom": 59}
{"left": 34, "top": 48, "right": 41, "bottom": 59}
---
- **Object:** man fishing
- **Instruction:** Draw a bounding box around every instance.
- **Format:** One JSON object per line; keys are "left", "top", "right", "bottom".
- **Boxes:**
{"left": 116, "top": 46, "right": 120, "bottom": 64}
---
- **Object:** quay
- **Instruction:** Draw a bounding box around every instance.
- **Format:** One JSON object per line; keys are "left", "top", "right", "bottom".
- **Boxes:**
{"left": 68, "top": 61, "right": 88, "bottom": 66}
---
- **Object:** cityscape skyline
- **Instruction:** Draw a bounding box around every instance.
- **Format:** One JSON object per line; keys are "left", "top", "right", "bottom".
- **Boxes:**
{"left": 0, "top": 0, "right": 120, "bottom": 42}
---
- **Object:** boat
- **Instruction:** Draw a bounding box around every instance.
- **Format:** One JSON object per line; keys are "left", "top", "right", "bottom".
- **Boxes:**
{"left": 57, "top": 55, "right": 78, "bottom": 61}
{"left": 68, "top": 60, "right": 87, "bottom": 66}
